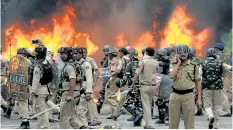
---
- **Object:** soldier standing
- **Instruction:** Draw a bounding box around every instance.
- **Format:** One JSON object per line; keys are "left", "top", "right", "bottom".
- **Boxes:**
{"left": 58, "top": 47, "right": 83, "bottom": 129}
{"left": 200, "top": 48, "right": 232, "bottom": 129}
{"left": 112, "top": 47, "right": 130, "bottom": 120}
{"left": 131, "top": 47, "right": 159, "bottom": 129}
{"left": 97, "top": 45, "right": 111, "bottom": 113}
{"left": 169, "top": 44, "right": 202, "bottom": 129}
{"left": 30, "top": 45, "right": 51, "bottom": 129}
{"left": 122, "top": 49, "right": 143, "bottom": 126}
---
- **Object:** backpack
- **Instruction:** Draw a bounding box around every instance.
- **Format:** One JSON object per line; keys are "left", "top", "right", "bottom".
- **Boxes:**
{"left": 39, "top": 60, "right": 53, "bottom": 85}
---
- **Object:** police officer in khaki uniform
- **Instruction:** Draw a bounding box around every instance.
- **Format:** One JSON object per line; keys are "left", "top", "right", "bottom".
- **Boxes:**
{"left": 58, "top": 47, "right": 83, "bottom": 129}
{"left": 131, "top": 47, "right": 159, "bottom": 129}
{"left": 82, "top": 47, "right": 101, "bottom": 126}
{"left": 73, "top": 47, "right": 100, "bottom": 127}
{"left": 105, "top": 47, "right": 120, "bottom": 119}
{"left": 12, "top": 48, "right": 32, "bottom": 129}
{"left": 169, "top": 44, "right": 202, "bottom": 129}
{"left": 112, "top": 47, "right": 130, "bottom": 120}
{"left": 30, "top": 46, "right": 50, "bottom": 129}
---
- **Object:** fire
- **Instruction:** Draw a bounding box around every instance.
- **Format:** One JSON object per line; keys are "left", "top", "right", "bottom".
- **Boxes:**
{"left": 133, "top": 31, "right": 156, "bottom": 57}
{"left": 116, "top": 32, "right": 128, "bottom": 47}
{"left": 159, "top": 5, "right": 212, "bottom": 57}
{"left": 2, "top": 6, "right": 99, "bottom": 60}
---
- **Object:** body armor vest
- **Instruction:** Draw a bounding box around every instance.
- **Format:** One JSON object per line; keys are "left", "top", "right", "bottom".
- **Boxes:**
{"left": 202, "top": 57, "right": 223, "bottom": 90}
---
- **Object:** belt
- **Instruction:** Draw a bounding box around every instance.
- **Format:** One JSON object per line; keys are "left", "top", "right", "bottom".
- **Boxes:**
{"left": 172, "top": 87, "right": 194, "bottom": 95}
{"left": 61, "top": 90, "right": 80, "bottom": 92}
{"left": 140, "top": 83, "right": 156, "bottom": 86}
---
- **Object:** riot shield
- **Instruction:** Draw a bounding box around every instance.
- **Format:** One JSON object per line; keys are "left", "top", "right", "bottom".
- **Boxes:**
{"left": 8, "top": 55, "right": 29, "bottom": 101}
{"left": 155, "top": 73, "right": 172, "bottom": 99}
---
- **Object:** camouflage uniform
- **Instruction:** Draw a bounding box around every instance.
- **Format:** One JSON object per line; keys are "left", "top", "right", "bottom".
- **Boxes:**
{"left": 122, "top": 58, "right": 144, "bottom": 126}
{"left": 96, "top": 56, "right": 109, "bottom": 113}
{"left": 201, "top": 56, "right": 232, "bottom": 128}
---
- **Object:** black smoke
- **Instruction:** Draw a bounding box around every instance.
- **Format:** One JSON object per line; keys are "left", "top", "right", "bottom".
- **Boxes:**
{"left": 1, "top": 0, "right": 232, "bottom": 53}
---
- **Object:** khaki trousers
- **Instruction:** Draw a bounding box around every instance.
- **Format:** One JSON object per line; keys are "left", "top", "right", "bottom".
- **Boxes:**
{"left": 15, "top": 99, "right": 29, "bottom": 121}
{"left": 76, "top": 95, "right": 88, "bottom": 127}
{"left": 169, "top": 92, "right": 195, "bottom": 129}
{"left": 86, "top": 98, "right": 101, "bottom": 123}
{"left": 113, "top": 86, "right": 129, "bottom": 117}
{"left": 221, "top": 89, "right": 231, "bottom": 113}
{"left": 60, "top": 91, "right": 82, "bottom": 129}
{"left": 105, "top": 81, "right": 118, "bottom": 116}
{"left": 140, "top": 85, "right": 155, "bottom": 128}
{"left": 203, "top": 89, "right": 221, "bottom": 129}
{"left": 35, "top": 95, "right": 50, "bottom": 129}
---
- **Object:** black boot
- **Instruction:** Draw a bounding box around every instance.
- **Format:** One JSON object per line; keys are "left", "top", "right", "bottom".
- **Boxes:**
{"left": 155, "top": 104, "right": 166, "bottom": 124}
{"left": 155, "top": 119, "right": 165, "bottom": 124}
{"left": 195, "top": 107, "right": 204, "bottom": 116}
{"left": 97, "top": 105, "right": 101, "bottom": 114}
{"left": 2, "top": 105, "right": 13, "bottom": 119}
{"left": 209, "top": 117, "right": 215, "bottom": 129}
{"left": 18, "top": 121, "right": 30, "bottom": 129}
{"left": 133, "top": 110, "right": 143, "bottom": 126}
{"left": 127, "top": 115, "right": 136, "bottom": 121}
{"left": 1, "top": 104, "right": 7, "bottom": 113}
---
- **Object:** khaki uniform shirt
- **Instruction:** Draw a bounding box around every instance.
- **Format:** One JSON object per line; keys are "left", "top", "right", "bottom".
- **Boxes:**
{"left": 136, "top": 55, "right": 159, "bottom": 85}
{"left": 170, "top": 60, "right": 201, "bottom": 90}
{"left": 61, "top": 63, "right": 77, "bottom": 91}
{"left": 79, "top": 58, "right": 93, "bottom": 93}
{"left": 117, "top": 55, "right": 130, "bottom": 72}
{"left": 86, "top": 56, "right": 98, "bottom": 80}
{"left": 31, "top": 60, "right": 49, "bottom": 95}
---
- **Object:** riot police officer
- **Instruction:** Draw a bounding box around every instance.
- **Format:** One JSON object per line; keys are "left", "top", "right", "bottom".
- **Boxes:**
{"left": 201, "top": 48, "right": 232, "bottom": 129}
{"left": 30, "top": 45, "right": 51, "bottom": 129}
{"left": 73, "top": 46, "right": 101, "bottom": 127}
{"left": 97, "top": 45, "right": 111, "bottom": 113}
{"left": 169, "top": 44, "right": 202, "bottom": 129}
{"left": 58, "top": 47, "right": 83, "bottom": 129}
{"left": 112, "top": 47, "right": 130, "bottom": 120}
{"left": 122, "top": 48, "right": 143, "bottom": 126}
{"left": 154, "top": 48, "right": 171, "bottom": 124}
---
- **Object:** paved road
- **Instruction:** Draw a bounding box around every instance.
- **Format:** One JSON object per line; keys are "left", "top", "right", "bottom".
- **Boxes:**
{"left": 1, "top": 105, "right": 232, "bottom": 129}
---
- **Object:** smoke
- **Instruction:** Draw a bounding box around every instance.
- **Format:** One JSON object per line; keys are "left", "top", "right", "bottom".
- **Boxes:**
{"left": 1, "top": 0, "right": 232, "bottom": 51}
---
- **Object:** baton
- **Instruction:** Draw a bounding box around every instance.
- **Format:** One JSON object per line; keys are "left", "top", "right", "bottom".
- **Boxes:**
{"left": 29, "top": 101, "right": 65, "bottom": 120}
{"left": 29, "top": 94, "right": 82, "bottom": 120}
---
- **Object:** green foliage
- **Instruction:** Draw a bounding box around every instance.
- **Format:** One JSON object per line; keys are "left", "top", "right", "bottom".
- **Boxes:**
{"left": 221, "top": 29, "right": 232, "bottom": 55}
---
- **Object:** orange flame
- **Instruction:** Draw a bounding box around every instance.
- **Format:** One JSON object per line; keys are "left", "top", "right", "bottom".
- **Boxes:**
{"left": 159, "top": 5, "right": 212, "bottom": 57}
{"left": 2, "top": 6, "right": 99, "bottom": 60}
{"left": 116, "top": 32, "right": 128, "bottom": 47}
{"left": 133, "top": 31, "right": 156, "bottom": 57}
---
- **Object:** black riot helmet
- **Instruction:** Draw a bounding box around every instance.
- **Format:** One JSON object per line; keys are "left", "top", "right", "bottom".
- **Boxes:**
{"left": 17, "top": 48, "right": 33, "bottom": 58}
{"left": 175, "top": 44, "right": 190, "bottom": 55}
{"left": 157, "top": 48, "right": 169, "bottom": 61}
{"left": 34, "top": 45, "right": 47, "bottom": 60}
{"left": 58, "top": 47, "right": 73, "bottom": 61}
{"left": 73, "top": 46, "right": 83, "bottom": 54}
{"left": 189, "top": 47, "right": 196, "bottom": 58}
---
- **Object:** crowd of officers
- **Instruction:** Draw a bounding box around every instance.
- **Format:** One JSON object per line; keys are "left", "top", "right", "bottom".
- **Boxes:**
{"left": 0, "top": 41, "right": 232, "bottom": 129}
